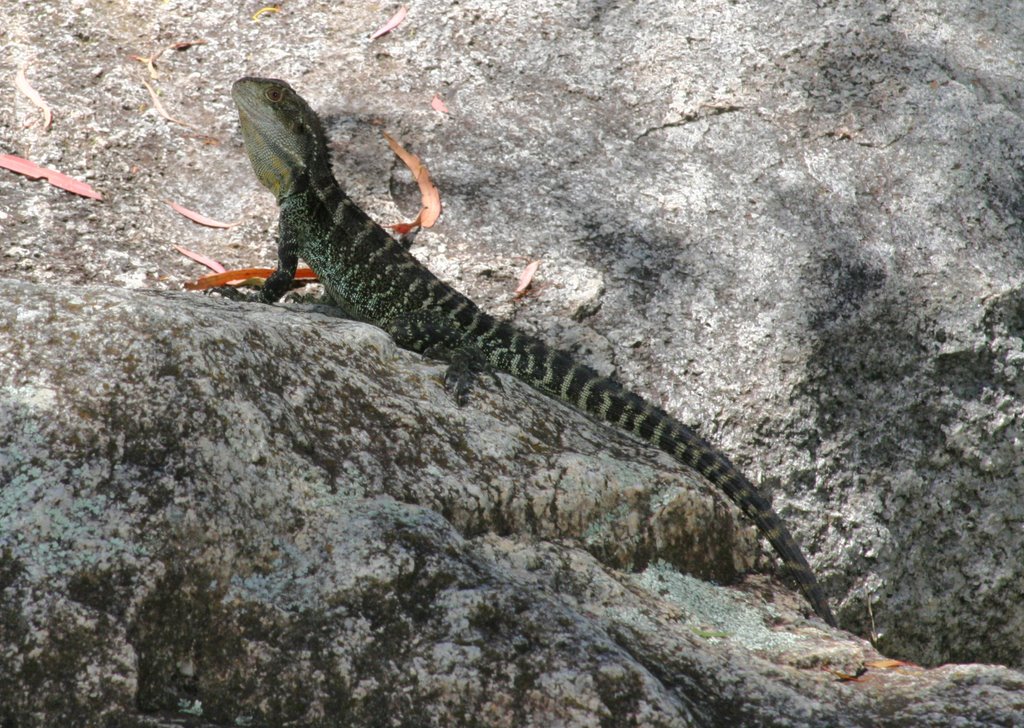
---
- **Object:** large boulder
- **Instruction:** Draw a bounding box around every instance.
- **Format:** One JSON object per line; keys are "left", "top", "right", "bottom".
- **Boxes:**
{"left": 1, "top": 282, "right": 1023, "bottom": 726}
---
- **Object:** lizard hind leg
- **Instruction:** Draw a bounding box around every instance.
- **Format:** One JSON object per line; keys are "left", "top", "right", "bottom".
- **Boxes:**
{"left": 387, "top": 308, "right": 495, "bottom": 406}
{"left": 434, "top": 345, "right": 493, "bottom": 406}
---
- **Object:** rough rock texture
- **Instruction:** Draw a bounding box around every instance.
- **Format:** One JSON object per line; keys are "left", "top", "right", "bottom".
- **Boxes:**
{"left": 3, "top": 0, "right": 1024, "bottom": 721}
{"left": 2, "top": 282, "right": 1023, "bottom": 728}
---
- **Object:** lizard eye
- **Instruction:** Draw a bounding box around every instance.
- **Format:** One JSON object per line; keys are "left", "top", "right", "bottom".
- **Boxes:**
{"left": 265, "top": 87, "right": 284, "bottom": 103}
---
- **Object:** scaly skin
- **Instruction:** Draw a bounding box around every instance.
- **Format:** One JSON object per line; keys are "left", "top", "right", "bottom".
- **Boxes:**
{"left": 231, "top": 76, "right": 837, "bottom": 626}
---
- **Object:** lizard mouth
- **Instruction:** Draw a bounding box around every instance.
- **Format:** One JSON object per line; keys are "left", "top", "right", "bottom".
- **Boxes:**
{"left": 231, "top": 78, "right": 269, "bottom": 119}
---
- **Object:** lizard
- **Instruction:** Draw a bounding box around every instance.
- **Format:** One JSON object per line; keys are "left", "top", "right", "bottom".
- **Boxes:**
{"left": 229, "top": 76, "right": 837, "bottom": 627}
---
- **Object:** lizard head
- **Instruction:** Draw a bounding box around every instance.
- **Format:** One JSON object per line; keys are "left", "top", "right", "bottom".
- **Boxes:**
{"left": 232, "top": 77, "right": 332, "bottom": 200}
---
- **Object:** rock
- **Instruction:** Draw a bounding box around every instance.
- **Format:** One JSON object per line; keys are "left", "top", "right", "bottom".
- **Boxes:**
{"left": 1, "top": 281, "right": 1022, "bottom": 727}
{"left": 4, "top": 0, "right": 1024, "bottom": 713}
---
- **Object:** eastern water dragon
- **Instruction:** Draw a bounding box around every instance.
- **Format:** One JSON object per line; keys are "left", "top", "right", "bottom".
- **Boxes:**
{"left": 228, "top": 76, "right": 836, "bottom": 626}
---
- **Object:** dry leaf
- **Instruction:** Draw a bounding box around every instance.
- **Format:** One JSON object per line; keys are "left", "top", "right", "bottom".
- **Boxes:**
{"left": 0, "top": 154, "right": 102, "bottom": 200}
{"left": 370, "top": 6, "right": 408, "bottom": 40}
{"left": 168, "top": 39, "right": 206, "bottom": 51}
{"left": 252, "top": 5, "right": 281, "bottom": 21}
{"left": 185, "top": 267, "right": 318, "bottom": 291}
{"left": 824, "top": 666, "right": 868, "bottom": 682}
{"left": 430, "top": 95, "right": 449, "bottom": 114}
{"left": 142, "top": 79, "right": 193, "bottom": 128}
{"left": 15, "top": 69, "right": 53, "bottom": 130}
{"left": 383, "top": 131, "right": 441, "bottom": 229}
{"left": 174, "top": 245, "right": 227, "bottom": 274}
{"left": 166, "top": 200, "right": 242, "bottom": 228}
{"left": 128, "top": 51, "right": 160, "bottom": 79}
{"left": 513, "top": 260, "right": 541, "bottom": 299}
{"left": 130, "top": 39, "right": 205, "bottom": 79}
{"left": 865, "top": 659, "right": 916, "bottom": 670}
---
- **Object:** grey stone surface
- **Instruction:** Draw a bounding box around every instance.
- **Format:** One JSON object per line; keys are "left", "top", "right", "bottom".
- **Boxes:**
{"left": 3, "top": 0, "right": 1024, "bottom": 719}
{"left": 2, "top": 281, "right": 1023, "bottom": 727}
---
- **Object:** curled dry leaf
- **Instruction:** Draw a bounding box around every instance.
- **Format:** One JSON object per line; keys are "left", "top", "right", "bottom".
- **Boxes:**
{"left": 383, "top": 131, "right": 441, "bottom": 230}
{"left": 252, "top": 5, "right": 281, "bottom": 21}
{"left": 370, "top": 5, "right": 408, "bottom": 40}
{"left": 15, "top": 69, "right": 53, "bottom": 130}
{"left": 166, "top": 200, "right": 242, "bottom": 228}
{"left": 0, "top": 154, "right": 102, "bottom": 200}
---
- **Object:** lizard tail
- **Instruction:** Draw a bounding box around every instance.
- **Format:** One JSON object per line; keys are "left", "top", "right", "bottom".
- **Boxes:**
{"left": 482, "top": 324, "right": 836, "bottom": 626}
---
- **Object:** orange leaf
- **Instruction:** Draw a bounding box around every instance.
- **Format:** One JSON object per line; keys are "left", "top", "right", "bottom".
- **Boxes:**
{"left": 383, "top": 131, "right": 441, "bottom": 229}
{"left": 15, "top": 69, "right": 53, "bottom": 131}
{"left": 865, "top": 659, "right": 916, "bottom": 670}
{"left": 430, "top": 95, "right": 449, "bottom": 114}
{"left": 174, "top": 245, "right": 226, "bottom": 274}
{"left": 824, "top": 666, "right": 868, "bottom": 682}
{"left": 0, "top": 154, "right": 102, "bottom": 200}
{"left": 185, "top": 268, "right": 272, "bottom": 290}
{"left": 370, "top": 5, "right": 408, "bottom": 40}
{"left": 185, "top": 267, "right": 318, "bottom": 291}
{"left": 166, "top": 200, "right": 241, "bottom": 228}
{"left": 513, "top": 260, "right": 541, "bottom": 299}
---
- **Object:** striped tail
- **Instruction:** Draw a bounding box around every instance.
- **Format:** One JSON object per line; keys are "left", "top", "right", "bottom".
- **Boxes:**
{"left": 478, "top": 320, "right": 836, "bottom": 626}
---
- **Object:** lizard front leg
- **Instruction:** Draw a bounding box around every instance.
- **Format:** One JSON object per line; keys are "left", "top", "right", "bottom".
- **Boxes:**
{"left": 212, "top": 212, "right": 299, "bottom": 303}
{"left": 387, "top": 309, "right": 489, "bottom": 405}
{"left": 257, "top": 220, "right": 300, "bottom": 303}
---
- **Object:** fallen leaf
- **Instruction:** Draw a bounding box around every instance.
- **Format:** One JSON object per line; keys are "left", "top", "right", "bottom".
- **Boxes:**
{"left": 430, "top": 94, "right": 449, "bottom": 114}
{"left": 128, "top": 52, "right": 160, "bottom": 80}
{"left": 168, "top": 39, "right": 206, "bottom": 51}
{"left": 185, "top": 267, "right": 318, "bottom": 291}
{"left": 252, "top": 5, "right": 281, "bottom": 21}
{"left": 370, "top": 5, "right": 408, "bottom": 40}
{"left": 166, "top": 200, "right": 242, "bottom": 228}
{"left": 824, "top": 666, "right": 869, "bottom": 682}
{"left": 389, "top": 222, "right": 418, "bottom": 235}
{"left": 0, "top": 154, "right": 102, "bottom": 200}
{"left": 383, "top": 131, "right": 441, "bottom": 229}
{"left": 865, "top": 659, "right": 916, "bottom": 670}
{"left": 174, "top": 245, "right": 226, "bottom": 274}
{"left": 15, "top": 69, "right": 53, "bottom": 130}
{"left": 130, "top": 39, "right": 206, "bottom": 79}
{"left": 142, "top": 79, "right": 193, "bottom": 128}
{"left": 513, "top": 260, "right": 541, "bottom": 299}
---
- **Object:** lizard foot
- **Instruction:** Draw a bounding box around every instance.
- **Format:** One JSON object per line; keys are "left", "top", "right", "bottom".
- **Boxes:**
{"left": 430, "top": 346, "right": 493, "bottom": 406}
{"left": 207, "top": 285, "right": 256, "bottom": 301}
